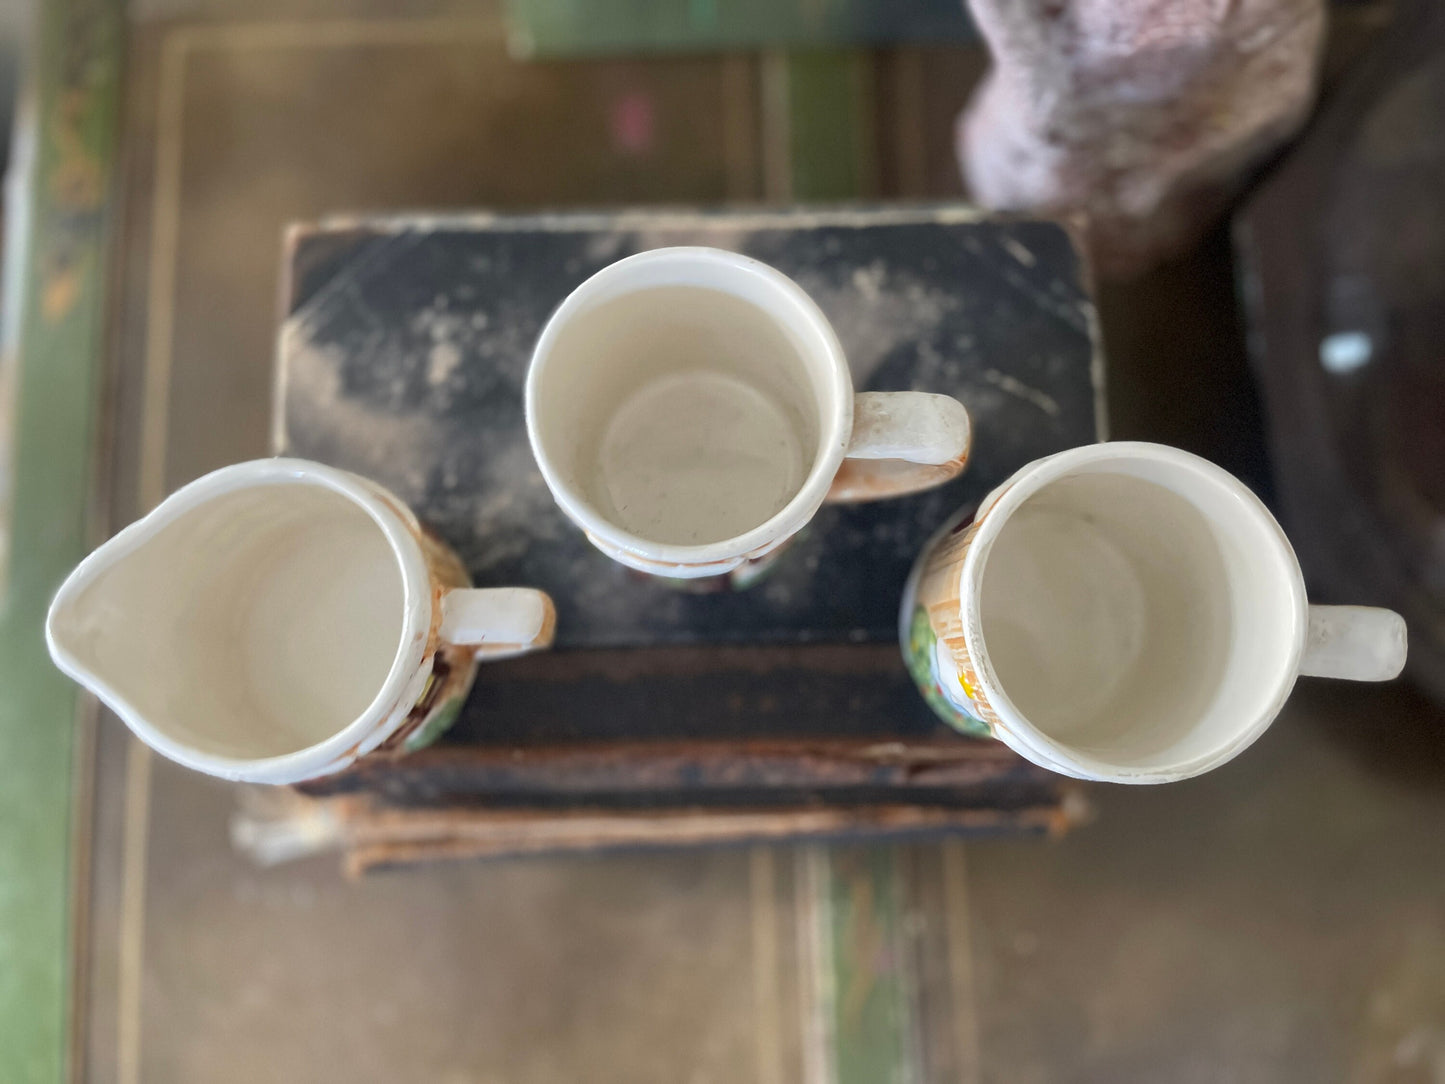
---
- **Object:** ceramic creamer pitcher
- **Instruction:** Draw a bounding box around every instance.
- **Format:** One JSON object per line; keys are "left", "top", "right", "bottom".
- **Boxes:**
{"left": 46, "top": 459, "right": 554, "bottom": 784}
{"left": 902, "top": 442, "right": 1408, "bottom": 783}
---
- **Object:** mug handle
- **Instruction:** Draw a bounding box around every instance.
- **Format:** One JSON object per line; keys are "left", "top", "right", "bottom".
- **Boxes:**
{"left": 439, "top": 587, "right": 556, "bottom": 660}
{"left": 826, "top": 392, "right": 972, "bottom": 502}
{"left": 1298, "top": 605, "right": 1407, "bottom": 681}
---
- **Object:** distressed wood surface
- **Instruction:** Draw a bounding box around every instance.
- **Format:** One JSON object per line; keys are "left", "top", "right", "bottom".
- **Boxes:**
{"left": 296, "top": 736, "right": 1060, "bottom": 806}
{"left": 277, "top": 207, "right": 1099, "bottom": 649}
{"left": 336, "top": 801, "right": 1074, "bottom": 875}
{"left": 276, "top": 205, "right": 1101, "bottom": 835}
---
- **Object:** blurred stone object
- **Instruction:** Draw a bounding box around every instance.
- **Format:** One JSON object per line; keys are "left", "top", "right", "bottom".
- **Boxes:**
{"left": 959, "top": 0, "right": 1326, "bottom": 276}
{"left": 1236, "top": 0, "right": 1445, "bottom": 706}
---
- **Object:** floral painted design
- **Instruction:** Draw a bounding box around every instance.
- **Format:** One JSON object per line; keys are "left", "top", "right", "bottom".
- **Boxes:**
{"left": 904, "top": 604, "right": 991, "bottom": 737}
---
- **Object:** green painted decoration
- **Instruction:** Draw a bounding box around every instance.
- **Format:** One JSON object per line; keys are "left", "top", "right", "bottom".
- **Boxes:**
{"left": 0, "top": 1, "right": 123, "bottom": 1081}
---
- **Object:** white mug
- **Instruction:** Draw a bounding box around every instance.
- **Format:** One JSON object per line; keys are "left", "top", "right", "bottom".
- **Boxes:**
{"left": 901, "top": 442, "right": 1408, "bottom": 783}
{"left": 526, "top": 247, "right": 973, "bottom": 579}
{"left": 46, "top": 459, "right": 555, "bottom": 784}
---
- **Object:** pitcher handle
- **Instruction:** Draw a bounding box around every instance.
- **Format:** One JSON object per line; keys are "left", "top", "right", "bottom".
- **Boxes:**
{"left": 1298, "top": 604, "right": 1407, "bottom": 681}
{"left": 439, "top": 587, "right": 556, "bottom": 660}
{"left": 826, "top": 392, "right": 972, "bottom": 502}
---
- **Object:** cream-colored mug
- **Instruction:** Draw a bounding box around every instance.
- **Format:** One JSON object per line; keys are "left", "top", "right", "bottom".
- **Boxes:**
{"left": 901, "top": 442, "right": 1408, "bottom": 783}
{"left": 526, "top": 246, "right": 973, "bottom": 579}
{"left": 46, "top": 459, "right": 554, "bottom": 784}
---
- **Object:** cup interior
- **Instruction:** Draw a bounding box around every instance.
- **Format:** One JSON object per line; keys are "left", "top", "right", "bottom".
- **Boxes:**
{"left": 53, "top": 483, "right": 406, "bottom": 759}
{"left": 972, "top": 452, "right": 1303, "bottom": 774}
{"left": 530, "top": 254, "right": 846, "bottom": 549}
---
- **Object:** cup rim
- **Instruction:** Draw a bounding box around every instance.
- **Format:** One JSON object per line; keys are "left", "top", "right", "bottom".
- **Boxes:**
{"left": 524, "top": 246, "right": 855, "bottom": 569}
{"left": 45, "top": 458, "right": 433, "bottom": 783}
{"left": 959, "top": 441, "right": 1309, "bottom": 783}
